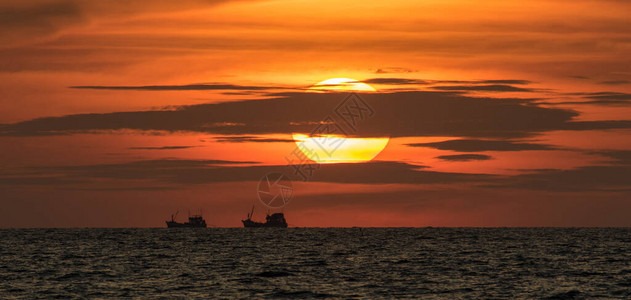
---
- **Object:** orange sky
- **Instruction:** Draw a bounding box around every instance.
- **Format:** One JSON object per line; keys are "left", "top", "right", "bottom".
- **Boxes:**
{"left": 1, "top": 0, "right": 630, "bottom": 227}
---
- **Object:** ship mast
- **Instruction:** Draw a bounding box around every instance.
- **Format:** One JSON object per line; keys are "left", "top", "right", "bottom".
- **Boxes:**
{"left": 248, "top": 205, "right": 255, "bottom": 219}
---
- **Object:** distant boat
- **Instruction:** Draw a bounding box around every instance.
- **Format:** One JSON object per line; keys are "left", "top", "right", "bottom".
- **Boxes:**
{"left": 166, "top": 210, "right": 207, "bottom": 228}
{"left": 242, "top": 206, "right": 288, "bottom": 228}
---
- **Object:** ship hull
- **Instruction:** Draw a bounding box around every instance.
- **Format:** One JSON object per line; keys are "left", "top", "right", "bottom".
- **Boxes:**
{"left": 166, "top": 221, "right": 206, "bottom": 228}
{"left": 242, "top": 219, "right": 287, "bottom": 228}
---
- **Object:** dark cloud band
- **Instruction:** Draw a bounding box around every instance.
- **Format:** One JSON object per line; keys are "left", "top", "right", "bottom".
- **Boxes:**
{"left": 1, "top": 91, "right": 590, "bottom": 139}
{"left": 408, "top": 139, "right": 556, "bottom": 152}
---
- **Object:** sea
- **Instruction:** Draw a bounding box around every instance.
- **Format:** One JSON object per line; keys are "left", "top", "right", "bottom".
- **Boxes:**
{"left": 1, "top": 228, "right": 630, "bottom": 299}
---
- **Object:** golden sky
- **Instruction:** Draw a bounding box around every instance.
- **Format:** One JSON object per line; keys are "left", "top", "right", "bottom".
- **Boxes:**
{"left": 1, "top": 0, "right": 630, "bottom": 227}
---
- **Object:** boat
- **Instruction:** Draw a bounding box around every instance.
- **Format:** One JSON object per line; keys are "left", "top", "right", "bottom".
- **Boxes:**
{"left": 166, "top": 210, "right": 207, "bottom": 228}
{"left": 242, "top": 206, "right": 288, "bottom": 228}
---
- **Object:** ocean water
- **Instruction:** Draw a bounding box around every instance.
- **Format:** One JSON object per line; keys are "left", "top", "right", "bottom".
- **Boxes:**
{"left": 1, "top": 228, "right": 630, "bottom": 299}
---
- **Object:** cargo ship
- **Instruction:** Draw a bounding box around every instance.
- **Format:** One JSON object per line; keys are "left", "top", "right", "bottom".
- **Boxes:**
{"left": 242, "top": 206, "right": 288, "bottom": 228}
{"left": 166, "top": 211, "right": 207, "bottom": 228}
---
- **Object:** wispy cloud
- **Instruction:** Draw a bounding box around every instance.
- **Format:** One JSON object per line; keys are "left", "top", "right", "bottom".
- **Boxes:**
{"left": 212, "top": 136, "right": 295, "bottom": 143}
{"left": 590, "top": 150, "right": 631, "bottom": 165}
{"left": 1, "top": 91, "right": 591, "bottom": 139}
{"left": 407, "top": 139, "right": 556, "bottom": 152}
{"left": 488, "top": 165, "right": 631, "bottom": 192}
{"left": 0, "top": 0, "right": 238, "bottom": 48}
{"left": 4, "top": 157, "right": 631, "bottom": 192}
{"left": 70, "top": 83, "right": 295, "bottom": 91}
{"left": 374, "top": 68, "right": 416, "bottom": 74}
{"left": 435, "top": 154, "right": 493, "bottom": 161}
{"left": 363, "top": 78, "right": 429, "bottom": 85}
{"left": 128, "top": 145, "right": 197, "bottom": 150}
{"left": 540, "top": 91, "right": 631, "bottom": 106}
{"left": 598, "top": 80, "right": 630, "bottom": 85}
{"left": 363, "top": 77, "right": 532, "bottom": 86}
{"left": 0, "top": 159, "right": 494, "bottom": 187}
{"left": 584, "top": 92, "right": 631, "bottom": 101}
{"left": 430, "top": 84, "right": 535, "bottom": 92}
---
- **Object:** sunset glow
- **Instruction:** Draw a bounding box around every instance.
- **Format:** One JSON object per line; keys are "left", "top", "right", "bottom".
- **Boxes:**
{"left": 294, "top": 78, "right": 387, "bottom": 163}
{"left": 3, "top": 1, "right": 631, "bottom": 298}
{"left": 310, "top": 78, "right": 377, "bottom": 92}
{"left": 0, "top": 0, "right": 630, "bottom": 229}
{"left": 292, "top": 133, "right": 389, "bottom": 163}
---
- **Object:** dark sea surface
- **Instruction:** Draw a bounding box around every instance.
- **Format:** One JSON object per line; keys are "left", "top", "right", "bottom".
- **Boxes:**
{"left": 1, "top": 228, "right": 630, "bottom": 299}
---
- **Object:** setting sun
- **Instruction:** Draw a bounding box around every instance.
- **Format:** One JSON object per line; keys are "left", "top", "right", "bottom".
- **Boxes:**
{"left": 309, "top": 78, "right": 377, "bottom": 92}
{"left": 292, "top": 133, "right": 389, "bottom": 163}
{"left": 296, "top": 78, "right": 388, "bottom": 163}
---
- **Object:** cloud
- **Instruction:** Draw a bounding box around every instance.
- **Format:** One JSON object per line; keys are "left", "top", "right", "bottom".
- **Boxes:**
{"left": 362, "top": 78, "right": 429, "bottom": 85}
{"left": 212, "top": 136, "right": 295, "bottom": 143}
{"left": 0, "top": 176, "right": 83, "bottom": 186}
{"left": 47, "top": 158, "right": 260, "bottom": 169}
{"left": 0, "top": 91, "right": 586, "bottom": 139}
{"left": 70, "top": 83, "right": 293, "bottom": 91}
{"left": 488, "top": 165, "right": 631, "bottom": 192}
{"left": 481, "top": 150, "right": 631, "bottom": 192}
{"left": 435, "top": 154, "right": 493, "bottom": 161}
{"left": 360, "top": 78, "right": 535, "bottom": 93}
{"left": 62, "top": 186, "right": 180, "bottom": 191}
{"left": 591, "top": 150, "right": 631, "bottom": 165}
{"left": 374, "top": 68, "right": 416, "bottom": 74}
{"left": 407, "top": 139, "right": 556, "bottom": 152}
{"left": 5, "top": 157, "right": 631, "bottom": 192}
{"left": 584, "top": 92, "right": 631, "bottom": 101}
{"left": 560, "top": 120, "right": 631, "bottom": 130}
{"left": 0, "top": 159, "right": 259, "bottom": 186}
{"left": 542, "top": 92, "right": 631, "bottom": 106}
{"left": 128, "top": 146, "right": 196, "bottom": 150}
{"left": 598, "top": 80, "right": 630, "bottom": 85}
{"left": 2, "top": 1, "right": 630, "bottom": 76}
{"left": 430, "top": 84, "right": 535, "bottom": 92}
{"left": 307, "top": 161, "right": 492, "bottom": 185}
{"left": 0, "top": 0, "right": 239, "bottom": 48}
{"left": 434, "top": 80, "right": 533, "bottom": 85}
{"left": 362, "top": 78, "right": 532, "bottom": 86}
{"left": 475, "top": 80, "right": 532, "bottom": 85}
{"left": 0, "top": 159, "right": 495, "bottom": 188}
{"left": 0, "top": 1, "right": 83, "bottom": 47}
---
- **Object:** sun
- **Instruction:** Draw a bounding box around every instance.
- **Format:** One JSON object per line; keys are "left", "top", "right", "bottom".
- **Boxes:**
{"left": 293, "top": 78, "right": 388, "bottom": 164}
{"left": 292, "top": 133, "right": 389, "bottom": 164}
{"left": 308, "top": 77, "right": 377, "bottom": 92}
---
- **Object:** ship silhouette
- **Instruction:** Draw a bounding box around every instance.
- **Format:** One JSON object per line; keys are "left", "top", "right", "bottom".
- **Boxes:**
{"left": 242, "top": 206, "right": 288, "bottom": 228}
{"left": 166, "top": 210, "right": 207, "bottom": 228}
